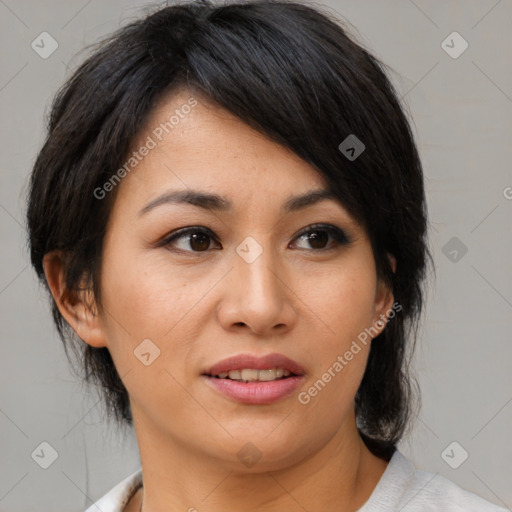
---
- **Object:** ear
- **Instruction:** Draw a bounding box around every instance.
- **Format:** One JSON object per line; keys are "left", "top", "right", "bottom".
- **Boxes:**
{"left": 371, "top": 253, "right": 397, "bottom": 337}
{"left": 43, "top": 251, "right": 107, "bottom": 348}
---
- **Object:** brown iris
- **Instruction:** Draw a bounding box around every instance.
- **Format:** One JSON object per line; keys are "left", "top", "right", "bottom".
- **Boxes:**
{"left": 306, "top": 230, "right": 329, "bottom": 249}
{"left": 189, "top": 232, "right": 211, "bottom": 251}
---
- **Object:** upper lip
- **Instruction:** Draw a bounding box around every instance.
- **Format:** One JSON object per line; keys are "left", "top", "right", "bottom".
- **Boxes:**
{"left": 204, "top": 353, "right": 306, "bottom": 377}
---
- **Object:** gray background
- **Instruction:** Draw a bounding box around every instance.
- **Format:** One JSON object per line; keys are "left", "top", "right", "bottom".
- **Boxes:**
{"left": 1, "top": 0, "right": 511, "bottom": 510}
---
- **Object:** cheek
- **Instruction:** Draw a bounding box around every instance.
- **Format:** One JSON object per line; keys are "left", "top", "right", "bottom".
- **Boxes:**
{"left": 98, "top": 246, "right": 224, "bottom": 382}
{"left": 303, "top": 259, "right": 377, "bottom": 349}
{"left": 100, "top": 245, "right": 197, "bottom": 339}
{"left": 296, "top": 257, "right": 377, "bottom": 406}
{"left": 98, "top": 253, "right": 205, "bottom": 419}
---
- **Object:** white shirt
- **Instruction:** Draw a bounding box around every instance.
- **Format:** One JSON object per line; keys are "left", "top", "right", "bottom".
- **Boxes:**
{"left": 85, "top": 450, "right": 508, "bottom": 511}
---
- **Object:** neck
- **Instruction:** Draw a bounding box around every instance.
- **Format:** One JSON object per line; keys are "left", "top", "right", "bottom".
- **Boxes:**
{"left": 131, "top": 409, "right": 389, "bottom": 512}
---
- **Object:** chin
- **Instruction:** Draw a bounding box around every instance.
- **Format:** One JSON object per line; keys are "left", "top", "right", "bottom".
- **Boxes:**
{"left": 199, "top": 426, "right": 315, "bottom": 472}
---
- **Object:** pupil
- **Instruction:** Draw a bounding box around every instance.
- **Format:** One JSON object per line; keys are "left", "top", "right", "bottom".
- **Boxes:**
{"left": 191, "top": 233, "right": 210, "bottom": 251}
{"left": 309, "top": 231, "right": 328, "bottom": 249}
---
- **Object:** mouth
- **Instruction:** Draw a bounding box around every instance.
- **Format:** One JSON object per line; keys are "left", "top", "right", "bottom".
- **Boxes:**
{"left": 202, "top": 353, "right": 306, "bottom": 405}
{"left": 211, "top": 368, "right": 295, "bottom": 382}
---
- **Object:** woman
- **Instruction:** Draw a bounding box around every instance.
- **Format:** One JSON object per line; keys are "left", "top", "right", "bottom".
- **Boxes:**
{"left": 26, "top": 1, "right": 507, "bottom": 510}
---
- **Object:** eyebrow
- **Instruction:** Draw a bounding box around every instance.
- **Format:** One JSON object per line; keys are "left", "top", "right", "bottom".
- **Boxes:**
{"left": 138, "top": 188, "right": 340, "bottom": 217}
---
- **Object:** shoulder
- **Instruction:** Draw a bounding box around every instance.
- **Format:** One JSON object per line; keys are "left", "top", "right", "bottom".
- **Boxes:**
{"left": 84, "top": 468, "right": 143, "bottom": 512}
{"left": 401, "top": 465, "right": 508, "bottom": 511}
{"left": 359, "top": 450, "right": 508, "bottom": 512}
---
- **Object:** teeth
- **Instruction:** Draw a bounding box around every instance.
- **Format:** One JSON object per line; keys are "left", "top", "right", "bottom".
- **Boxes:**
{"left": 240, "top": 369, "right": 259, "bottom": 381}
{"left": 215, "top": 368, "right": 292, "bottom": 381}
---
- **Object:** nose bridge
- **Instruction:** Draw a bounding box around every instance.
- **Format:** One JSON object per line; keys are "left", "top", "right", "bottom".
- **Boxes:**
{"left": 219, "top": 233, "right": 294, "bottom": 333}
{"left": 235, "top": 234, "right": 283, "bottom": 305}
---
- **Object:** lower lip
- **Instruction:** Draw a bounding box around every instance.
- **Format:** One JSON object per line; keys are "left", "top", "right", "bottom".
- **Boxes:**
{"left": 203, "top": 375, "right": 305, "bottom": 405}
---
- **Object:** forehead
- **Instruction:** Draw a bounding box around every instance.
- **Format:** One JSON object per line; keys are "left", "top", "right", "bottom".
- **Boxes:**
{"left": 114, "top": 88, "right": 336, "bottom": 213}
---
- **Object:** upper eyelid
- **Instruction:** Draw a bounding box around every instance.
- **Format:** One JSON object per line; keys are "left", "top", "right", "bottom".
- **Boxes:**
{"left": 294, "top": 223, "right": 345, "bottom": 237}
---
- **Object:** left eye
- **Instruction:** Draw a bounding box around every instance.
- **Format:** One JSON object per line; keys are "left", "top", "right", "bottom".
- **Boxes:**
{"left": 291, "top": 224, "right": 350, "bottom": 251}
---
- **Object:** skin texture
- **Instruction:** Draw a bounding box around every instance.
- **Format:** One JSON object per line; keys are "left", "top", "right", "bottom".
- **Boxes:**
{"left": 44, "top": 87, "right": 395, "bottom": 512}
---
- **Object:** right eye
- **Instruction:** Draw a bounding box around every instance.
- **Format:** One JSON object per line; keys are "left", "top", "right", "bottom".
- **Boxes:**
{"left": 160, "top": 227, "right": 222, "bottom": 254}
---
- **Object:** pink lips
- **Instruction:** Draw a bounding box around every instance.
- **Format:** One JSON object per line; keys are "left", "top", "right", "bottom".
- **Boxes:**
{"left": 202, "top": 353, "right": 306, "bottom": 405}
{"left": 205, "top": 353, "right": 306, "bottom": 377}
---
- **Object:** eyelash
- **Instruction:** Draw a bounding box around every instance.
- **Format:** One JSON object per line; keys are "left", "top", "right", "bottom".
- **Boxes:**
{"left": 158, "top": 223, "right": 352, "bottom": 255}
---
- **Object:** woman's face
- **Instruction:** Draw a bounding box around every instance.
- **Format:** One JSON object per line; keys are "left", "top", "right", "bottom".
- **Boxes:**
{"left": 82, "top": 88, "right": 393, "bottom": 470}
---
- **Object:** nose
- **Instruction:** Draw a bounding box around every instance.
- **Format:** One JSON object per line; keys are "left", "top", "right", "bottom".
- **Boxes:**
{"left": 216, "top": 243, "right": 297, "bottom": 337}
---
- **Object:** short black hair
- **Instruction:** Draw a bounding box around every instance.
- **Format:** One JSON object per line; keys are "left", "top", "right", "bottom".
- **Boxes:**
{"left": 27, "top": 0, "right": 431, "bottom": 460}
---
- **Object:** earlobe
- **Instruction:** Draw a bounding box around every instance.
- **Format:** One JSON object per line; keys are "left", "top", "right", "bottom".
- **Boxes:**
{"left": 42, "top": 251, "right": 107, "bottom": 348}
{"left": 388, "top": 253, "right": 397, "bottom": 273}
{"left": 374, "top": 281, "right": 394, "bottom": 330}
{"left": 372, "top": 254, "right": 397, "bottom": 337}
